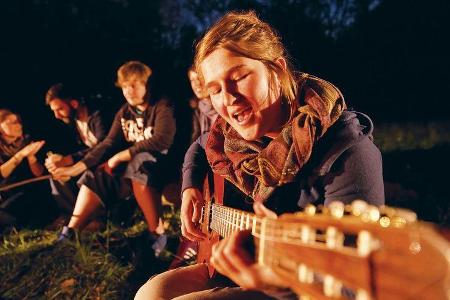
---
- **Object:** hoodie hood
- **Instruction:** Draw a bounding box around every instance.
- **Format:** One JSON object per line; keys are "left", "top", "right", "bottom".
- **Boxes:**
{"left": 312, "top": 110, "right": 374, "bottom": 176}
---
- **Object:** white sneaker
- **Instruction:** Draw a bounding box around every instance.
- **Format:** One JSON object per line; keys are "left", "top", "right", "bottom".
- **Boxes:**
{"left": 151, "top": 234, "right": 167, "bottom": 257}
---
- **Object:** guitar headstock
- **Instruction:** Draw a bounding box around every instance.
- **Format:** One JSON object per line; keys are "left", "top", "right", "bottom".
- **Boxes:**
{"left": 257, "top": 200, "right": 450, "bottom": 300}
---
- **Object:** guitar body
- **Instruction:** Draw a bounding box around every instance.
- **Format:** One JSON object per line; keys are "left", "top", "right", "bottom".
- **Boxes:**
{"left": 196, "top": 173, "right": 224, "bottom": 278}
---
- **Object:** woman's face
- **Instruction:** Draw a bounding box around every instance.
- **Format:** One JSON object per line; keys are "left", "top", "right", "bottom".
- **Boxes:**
{"left": 188, "top": 70, "right": 208, "bottom": 99}
{"left": 0, "top": 114, "right": 23, "bottom": 139}
{"left": 121, "top": 79, "right": 147, "bottom": 107}
{"left": 200, "top": 48, "right": 284, "bottom": 140}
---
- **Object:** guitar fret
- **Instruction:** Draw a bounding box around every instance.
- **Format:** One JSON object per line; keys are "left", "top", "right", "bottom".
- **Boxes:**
{"left": 237, "top": 211, "right": 241, "bottom": 230}
{"left": 227, "top": 209, "right": 231, "bottom": 236}
{"left": 229, "top": 210, "right": 233, "bottom": 236}
{"left": 209, "top": 204, "right": 261, "bottom": 238}
{"left": 232, "top": 211, "right": 237, "bottom": 233}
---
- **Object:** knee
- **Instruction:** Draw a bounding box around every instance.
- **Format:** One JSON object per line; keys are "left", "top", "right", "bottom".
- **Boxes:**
{"left": 134, "top": 273, "right": 169, "bottom": 300}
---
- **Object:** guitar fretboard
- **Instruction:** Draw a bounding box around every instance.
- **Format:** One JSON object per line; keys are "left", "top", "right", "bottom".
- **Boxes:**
{"left": 209, "top": 203, "right": 262, "bottom": 238}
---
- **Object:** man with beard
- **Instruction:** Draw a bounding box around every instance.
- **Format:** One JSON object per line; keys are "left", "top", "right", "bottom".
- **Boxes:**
{"left": 44, "top": 83, "right": 109, "bottom": 217}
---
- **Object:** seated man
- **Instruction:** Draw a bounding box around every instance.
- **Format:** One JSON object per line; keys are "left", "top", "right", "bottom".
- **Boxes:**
{"left": 44, "top": 83, "right": 109, "bottom": 216}
{"left": 53, "top": 61, "right": 176, "bottom": 256}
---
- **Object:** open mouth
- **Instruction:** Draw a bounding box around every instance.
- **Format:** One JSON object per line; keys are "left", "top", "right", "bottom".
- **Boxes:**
{"left": 232, "top": 107, "right": 252, "bottom": 125}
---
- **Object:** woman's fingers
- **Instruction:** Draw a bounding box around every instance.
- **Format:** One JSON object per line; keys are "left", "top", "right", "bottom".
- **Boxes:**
{"left": 191, "top": 191, "right": 204, "bottom": 223}
{"left": 181, "top": 188, "right": 206, "bottom": 241}
{"left": 181, "top": 217, "right": 206, "bottom": 241}
{"left": 210, "top": 230, "right": 257, "bottom": 285}
{"left": 253, "top": 202, "right": 277, "bottom": 219}
{"left": 180, "top": 188, "right": 207, "bottom": 241}
{"left": 22, "top": 140, "right": 45, "bottom": 157}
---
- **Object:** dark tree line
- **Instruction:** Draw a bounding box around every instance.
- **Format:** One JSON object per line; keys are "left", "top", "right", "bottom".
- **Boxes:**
{"left": 0, "top": 0, "right": 448, "bottom": 147}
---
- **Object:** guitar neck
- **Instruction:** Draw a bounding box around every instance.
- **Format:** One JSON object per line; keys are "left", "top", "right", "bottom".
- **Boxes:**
{"left": 208, "top": 203, "right": 261, "bottom": 238}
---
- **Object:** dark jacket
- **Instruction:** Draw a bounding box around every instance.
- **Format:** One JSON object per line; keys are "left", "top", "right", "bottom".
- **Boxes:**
{"left": 181, "top": 111, "right": 384, "bottom": 213}
{"left": 82, "top": 99, "right": 176, "bottom": 169}
{"left": 70, "top": 110, "right": 109, "bottom": 162}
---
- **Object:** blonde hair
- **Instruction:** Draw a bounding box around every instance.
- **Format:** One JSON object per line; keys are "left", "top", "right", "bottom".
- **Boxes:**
{"left": 116, "top": 60, "right": 153, "bottom": 87}
{"left": 194, "top": 11, "right": 346, "bottom": 122}
{"left": 194, "top": 11, "right": 297, "bottom": 107}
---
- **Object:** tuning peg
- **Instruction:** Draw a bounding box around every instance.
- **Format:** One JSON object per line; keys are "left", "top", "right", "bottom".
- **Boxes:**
{"left": 361, "top": 205, "right": 380, "bottom": 223}
{"left": 350, "top": 200, "right": 369, "bottom": 216}
{"left": 298, "top": 264, "right": 314, "bottom": 284}
{"left": 323, "top": 274, "right": 343, "bottom": 298}
{"left": 393, "top": 208, "right": 417, "bottom": 223}
{"left": 303, "top": 204, "right": 316, "bottom": 216}
{"left": 326, "top": 226, "right": 344, "bottom": 249}
{"left": 357, "top": 230, "right": 379, "bottom": 256}
{"left": 356, "top": 288, "right": 370, "bottom": 300}
{"left": 379, "top": 206, "right": 416, "bottom": 222}
{"left": 378, "top": 206, "right": 417, "bottom": 228}
{"left": 328, "top": 201, "right": 345, "bottom": 218}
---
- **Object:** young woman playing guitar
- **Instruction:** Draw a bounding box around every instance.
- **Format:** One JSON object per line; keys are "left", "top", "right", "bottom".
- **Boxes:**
{"left": 136, "top": 10, "right": 384, "bottom": 299}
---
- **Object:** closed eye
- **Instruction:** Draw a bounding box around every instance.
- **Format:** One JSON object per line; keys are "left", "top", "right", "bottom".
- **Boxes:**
{"left": 208, "top": 87, "right": 221, "bottom": 96}
{"left": 233, "top": 72, "right": 250, "bottom": 82}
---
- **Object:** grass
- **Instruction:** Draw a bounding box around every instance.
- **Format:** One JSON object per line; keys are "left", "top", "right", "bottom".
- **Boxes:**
{"left": 1, "top": 230, "right": 133, "bottom": 299}
{"left": 374, "top": 120, "right": 450, "bottom": 152}
{"left": 0, "top": 206, "right": 183, "bottom": 299}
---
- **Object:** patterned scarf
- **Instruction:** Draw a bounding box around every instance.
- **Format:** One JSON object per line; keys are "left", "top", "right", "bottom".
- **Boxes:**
{"left": 205, "top": 74, "right": 346, "bottom": 203}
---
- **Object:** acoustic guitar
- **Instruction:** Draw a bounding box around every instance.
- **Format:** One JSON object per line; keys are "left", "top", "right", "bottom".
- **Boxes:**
{"left": 196, "top": 175, "right": 450, "bottom": 300}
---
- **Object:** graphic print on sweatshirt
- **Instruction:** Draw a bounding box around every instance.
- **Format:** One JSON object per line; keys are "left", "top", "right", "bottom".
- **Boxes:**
{"left": 121, "top": 117, "right": 154, "bottom": 142}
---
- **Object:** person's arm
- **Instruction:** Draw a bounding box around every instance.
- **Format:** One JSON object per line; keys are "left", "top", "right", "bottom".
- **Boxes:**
{"left": 181, "top": 133, "right": 209, "bottom": 193}
{"left": 106, "top": 148, "right": 131, "bottom": 170}
{"left": 88, "top": 110, "right": 109, "bottom": 142}
{"left": 128, "top": 100, "right": 176, "bottom": 156}
{"left": 68, "top": 148, "right": 89, "bottom": 164}
{"left": 1, "top": 141, "right": 45, "bottom": 178}
{"left": 52, "top": 160, "right": 88, "bottom": 180}
{"left": 81, "top": 108, "right": 126, "bottom": 169}
{"left": 45, "top": 153, "right": 74, "bottom": 173}
{"left": 70, "top": 111, "right": 109, "bottom": 162}
{"left": 1, "top": 155, "right": 24, "bottom": 178}
{"left": 27, "top": 155, "right": 44, "bottom": 177}
{"left": 190, "top": 109, "right": 201, "bottom": 143}
{"left": 179, "top": 133, "right": 211, "bottom": 241}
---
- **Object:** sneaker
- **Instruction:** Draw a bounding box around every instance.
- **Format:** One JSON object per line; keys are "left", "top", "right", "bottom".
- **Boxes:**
{"left": 169, "top": 238, "right": 198, "bottom": 269}
{"left": 151, "top": 233, "right": 168, "bottom": 257}
{"left": 46, "top": 215, "right": 67, "bottom": 231}
{"left": 57, "top": 226, "right": 75, "bottom": 242}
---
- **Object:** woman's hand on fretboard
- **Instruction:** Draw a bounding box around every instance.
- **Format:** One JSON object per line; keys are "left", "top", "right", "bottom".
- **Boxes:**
{"left": 181, "top": 187, "right": 207, "bottom": 241}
